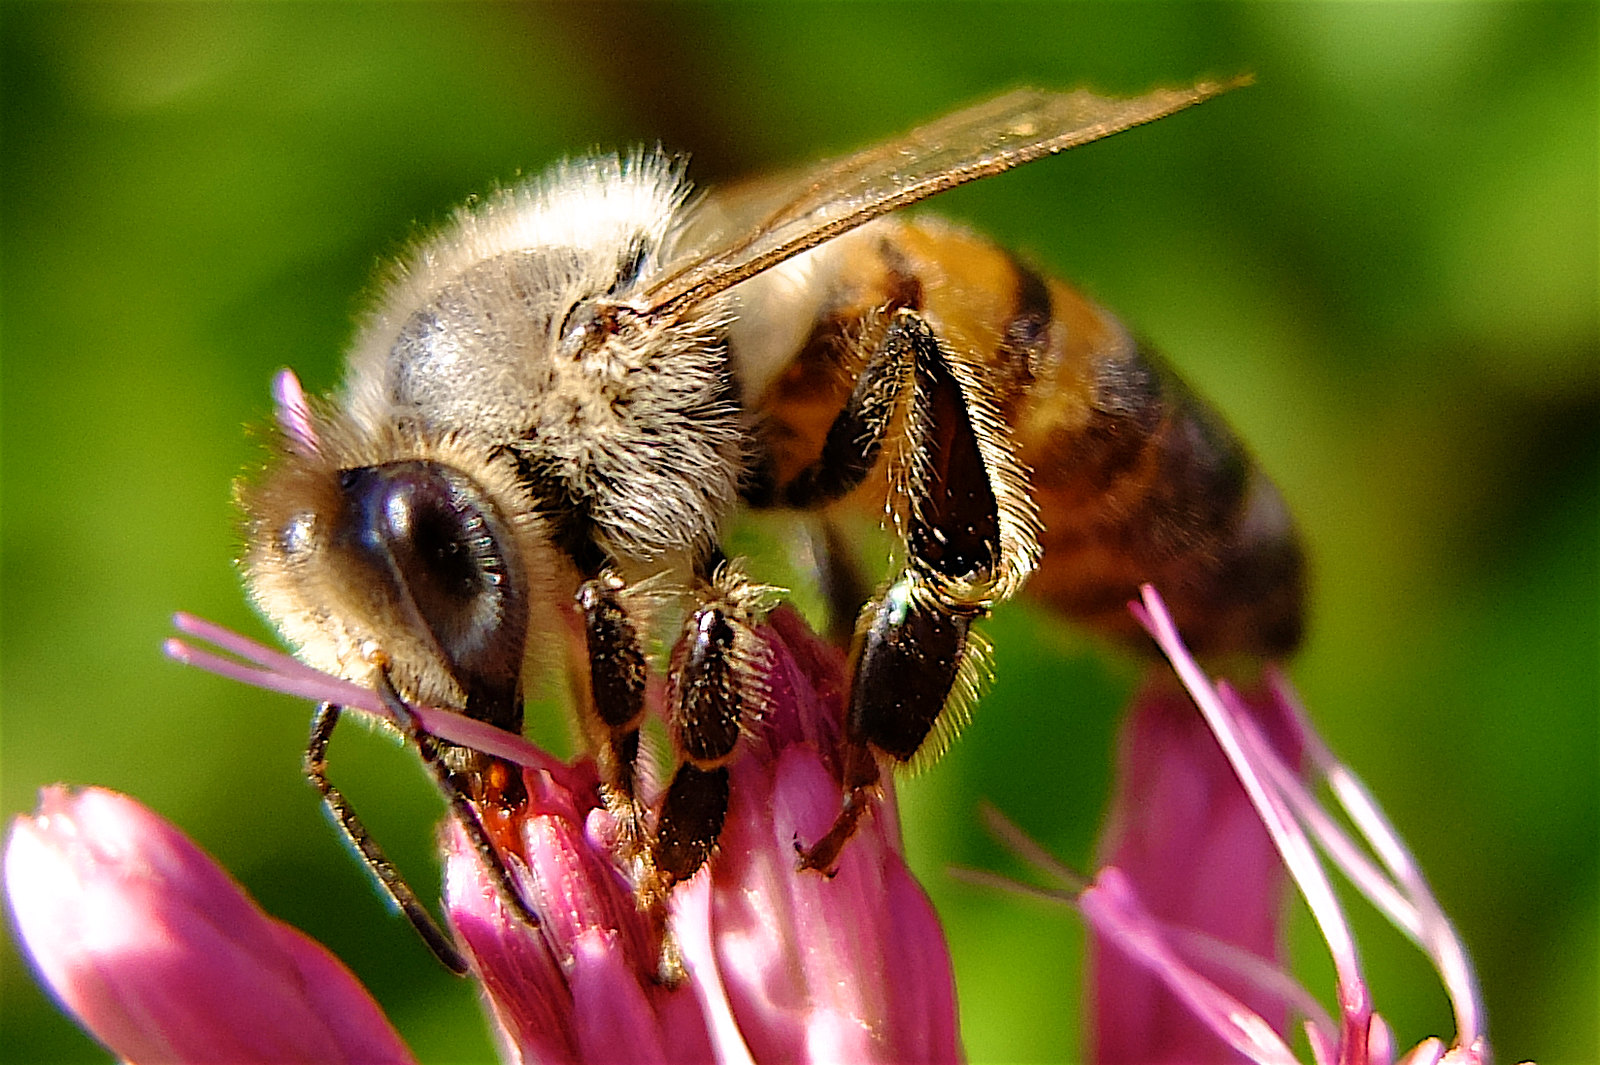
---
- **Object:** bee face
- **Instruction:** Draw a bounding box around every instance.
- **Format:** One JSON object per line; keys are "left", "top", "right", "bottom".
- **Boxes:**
{"left": 243, "top": 428, "right": 552, "bottom": 734}
{"left": 244, "top": 154, "right": 744, "bottom": 724}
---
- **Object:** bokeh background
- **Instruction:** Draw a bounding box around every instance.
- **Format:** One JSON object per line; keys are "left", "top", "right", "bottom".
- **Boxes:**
{"left": 3, "top": 4, "right": 1594, "bottom": 1062}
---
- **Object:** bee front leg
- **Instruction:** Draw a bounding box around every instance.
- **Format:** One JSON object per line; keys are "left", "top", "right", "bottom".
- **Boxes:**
{"left": 304, "top": 702, "right": 471, "bottom": 974}
{"left": 799, "top": 308, "right": 1019, "bottom": 873}
{"left": 577, "top": 572, "right": 651, "bottom": 858}
{"left": 370, "top": 670, "right": 543, "bottom": 936}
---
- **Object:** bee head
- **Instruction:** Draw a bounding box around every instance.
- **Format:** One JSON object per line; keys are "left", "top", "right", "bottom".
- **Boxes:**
{"left": 241, "top": 405, "right": 553, "bottom": 735}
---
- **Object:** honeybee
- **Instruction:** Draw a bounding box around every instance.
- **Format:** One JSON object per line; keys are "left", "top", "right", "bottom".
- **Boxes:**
{"left": 241, "top": 80, "right": 1304, "bottom": 975}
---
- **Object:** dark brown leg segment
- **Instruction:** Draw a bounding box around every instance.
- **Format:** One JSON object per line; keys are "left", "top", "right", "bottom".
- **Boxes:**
{"left": 781, "top": 313, "right": 913, "bottom": 509}
{"left": 906, "top": 312, "right": 1002, "bottom": 585}
{"left": 848, "top": 576, "right": 975, "bottom": 761}
{"left": 654, "top": 764, "right": 732, "bottom": 884}
{"left": 370, "top": 671, "right": 541, "bottom": 934}
{"left": 577, "top": 573, "right": 650, "bottom": 847}
{"left": 648, "top": 566, "right": 772, "bottom": 890}
{"left": 305, "top": 701, "right": 470, "bottom": 974}
{"left": 623, "top": 566, "right": 769, "bottom": 985}
{"left": 671, "top": 604, "right": 745, "bottom": 766}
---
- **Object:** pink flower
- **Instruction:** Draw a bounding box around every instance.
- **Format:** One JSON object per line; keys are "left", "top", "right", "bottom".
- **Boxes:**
{"left": 10, "top": 605, "right": 960, "bottom": 1064}
{"left": 5, "top": 785, "right": 414, "bottom": 1065}
{"left": 438, "top": 757, "right": 722, "bottom": 1065}
{"left": 1089, "top": 680, "right": 1304, "bottom": 1063}
{"left": 976, "top": 586, "right": 1491, "bottom": 1065}
{"left": 680, "top": 608, "right": 960, "bottom": 1065}
{"left": 440, "top": 606, "right": 960, "bottom": 1064}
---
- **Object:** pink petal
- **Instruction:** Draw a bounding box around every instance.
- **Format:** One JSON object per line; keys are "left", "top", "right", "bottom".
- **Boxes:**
{"left": 166, "top": 613, "right": 569, "bottom": 778}
{"left": 1395, "top": 1038, "right": 1446, "bottom": 1065}
{"left": 1091, "top": 683, "right": 1303, "bottom": 1063}
{"left": 272, "top": 367, "right": 319, "bottom": 457}
{"left": 5, "top": 786, "right": 412, "bottom": 1065}
{"left": 668, "top": 875, "right": 758, "bottom": 1065}
{"left": 443, "top": 792, "right": 584, "bottom": 1064}
{"left": 454, "top": 611, "right": 961, "bottom": 1065}
{"left": 694, "top": 610, "right": 962, "bottom": 1065}
{"left": 567, "top": 929, "right": 674, "bottom": 1065}
{"left": 1080, "top": 868, "right": 1300, "bottom": 1065}
{"left": 443, "top": 765, "right": 718, "bottom": 1065}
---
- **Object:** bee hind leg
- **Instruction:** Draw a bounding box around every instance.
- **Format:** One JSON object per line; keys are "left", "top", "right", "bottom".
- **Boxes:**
{"left": 798, "top": 308, "right": 1009, "bottom": 873}
{"left": 775, "top": 307, "right": 916, "bottom": 644}
{"left": 779, "top": 308, "right": 912, "bottom": 510}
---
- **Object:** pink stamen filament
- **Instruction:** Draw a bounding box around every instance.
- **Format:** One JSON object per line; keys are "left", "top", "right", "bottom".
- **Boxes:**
{"left": 1235, "top": 690, "right": 1483, "bottom": 1042}
{"left": 1326, "top": 765, "right": 1483, "bottom": 1047}
{"left": 1267, "top": 677, "right": 1484, "bottom": 1046}
{"left": 966, "top": 807, "right": 1337, "bottom": 1047}
{"left": 1217, "top": 698, "right": 1419, "bottom": 937}
{"left": 166, "top": 614, "right": 566, "bottom": 776}
{"left": 272, "top": 368, "right": 319, "bottom": 457}
{"left": 1132, "top": 588, "right": 1372, "bottom": 1032}
{"left": 1165, "top": 924, "right": 1337, "bottom": 1037}
{"left": 1081, "top": 869, "right": 1302, "bottom": 1065}
{"left": 977, "top": 802, "right": 1086, "bottom": 892}
{"left": 970, "top": 588, "right": 1484, "bottom": 1064}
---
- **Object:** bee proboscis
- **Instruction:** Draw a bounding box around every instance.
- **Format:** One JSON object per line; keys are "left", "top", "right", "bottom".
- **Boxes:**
{"left": 239, "top": 78, "right": 1303, "bottom": 975}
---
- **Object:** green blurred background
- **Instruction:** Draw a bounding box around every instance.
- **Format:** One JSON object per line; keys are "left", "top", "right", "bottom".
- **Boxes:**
{"left": 3, "top": 4, "right": 1594, "bottom": 1062}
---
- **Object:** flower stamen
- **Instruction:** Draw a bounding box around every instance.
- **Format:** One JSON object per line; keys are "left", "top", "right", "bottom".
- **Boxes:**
{"left": 164, "top": 613, "right": 567, "bottom": 776}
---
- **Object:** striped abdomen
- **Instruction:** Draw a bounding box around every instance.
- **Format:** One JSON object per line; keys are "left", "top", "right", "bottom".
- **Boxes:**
{"left": 745, "top": 216, "right": 1305, "bottom": 659}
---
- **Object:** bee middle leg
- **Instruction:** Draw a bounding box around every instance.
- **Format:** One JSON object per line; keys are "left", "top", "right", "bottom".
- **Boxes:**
{"left": 650, "top": 562, "right": 772, "bottom": 894}
{"left": 795, "top": 308, "right": 1011, "bottom": 873}
{"left": 578, "top": 566, "right": 766, "bottom": 878}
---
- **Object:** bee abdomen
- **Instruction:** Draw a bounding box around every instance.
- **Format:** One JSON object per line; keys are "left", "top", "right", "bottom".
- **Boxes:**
{"left": 1016, "top": 297, "right": 1305, "bottom": 657}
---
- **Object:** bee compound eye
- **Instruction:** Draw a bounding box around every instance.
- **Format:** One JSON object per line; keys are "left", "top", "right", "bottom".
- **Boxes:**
{"left": 337, "top": 462, "right": 528, "bottom": 702}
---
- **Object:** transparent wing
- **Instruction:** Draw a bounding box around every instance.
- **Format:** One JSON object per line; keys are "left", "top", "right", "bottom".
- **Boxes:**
{"left": 643, "top": 78, "right": 1247, "bottom": 317}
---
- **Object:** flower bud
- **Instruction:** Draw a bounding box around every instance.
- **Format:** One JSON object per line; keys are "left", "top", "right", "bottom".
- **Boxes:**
{"left": 6, "top": 786, "right": 412, "bottom": 1065}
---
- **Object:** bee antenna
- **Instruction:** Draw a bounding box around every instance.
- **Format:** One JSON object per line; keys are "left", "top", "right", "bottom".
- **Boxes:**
{"left": 271, "top": 368, "right": 319, "bottom": 457}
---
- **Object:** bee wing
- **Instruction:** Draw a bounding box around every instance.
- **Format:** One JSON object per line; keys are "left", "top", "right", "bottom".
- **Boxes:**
{"left": 643, "top": 79, "right": 1246, "bottom": 317}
